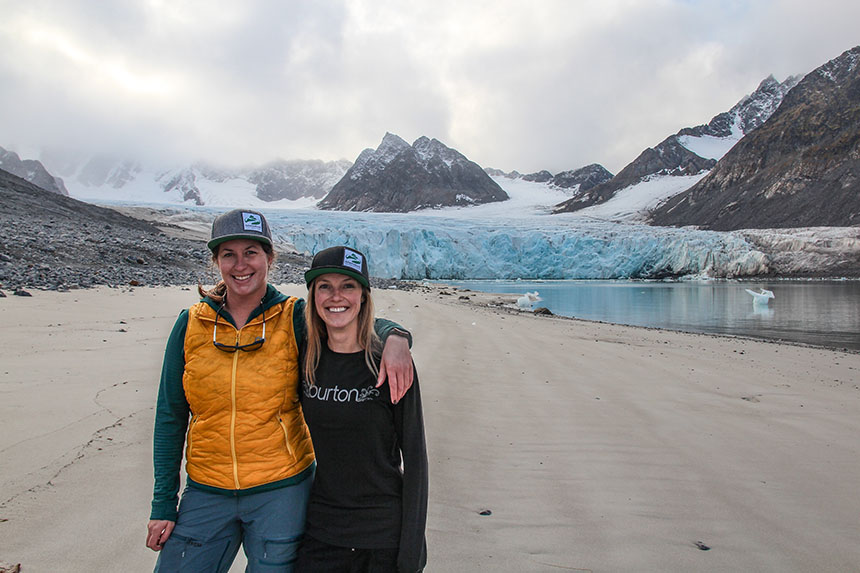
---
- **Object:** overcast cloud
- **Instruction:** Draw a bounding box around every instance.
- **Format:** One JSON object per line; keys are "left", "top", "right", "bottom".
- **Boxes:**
{"left": 1, "top": 0, "right": 858, "bottom": 174}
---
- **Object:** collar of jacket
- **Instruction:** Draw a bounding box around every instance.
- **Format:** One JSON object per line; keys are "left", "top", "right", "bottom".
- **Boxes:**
{"left": 200, "top": 284, "right": 288, "bottom": 327}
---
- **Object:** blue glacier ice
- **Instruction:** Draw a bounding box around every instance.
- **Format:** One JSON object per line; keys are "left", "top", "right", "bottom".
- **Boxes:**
{"left": 264, "top": 209, "right": 770, "bottom": 280}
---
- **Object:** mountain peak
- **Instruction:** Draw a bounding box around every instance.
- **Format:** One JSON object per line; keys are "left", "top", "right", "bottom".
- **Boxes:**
{"left": 812, "top": 45, "right": 860, "bottom": 84}
{"left": 0, "top": 146, "right": 69, "bottom": 196}
{"left": 318, "top": 133, "right": 508, "bottom": 212}
{"left": 553, "top": 71, "right": 800, "bottom": 215}
{"left": 650, "top": 45, "right": 860, "bottom": 230}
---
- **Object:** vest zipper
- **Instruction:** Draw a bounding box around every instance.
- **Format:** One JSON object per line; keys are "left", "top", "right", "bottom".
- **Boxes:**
{"left": 187, "top": 414, "right": 198, "bottom": 457}
{"left": 230, "top": 333, "right": 240, "bottom": 489}
{"left": 278, "top": 415, "right": 294, "bottom": 458}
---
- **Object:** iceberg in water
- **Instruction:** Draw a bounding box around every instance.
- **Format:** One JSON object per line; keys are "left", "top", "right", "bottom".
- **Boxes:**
{"left": 517, "top": 291, "right": 542, "bottom": 309}
{"left": 745, "top": 288, "right": 775, "bottom": 304}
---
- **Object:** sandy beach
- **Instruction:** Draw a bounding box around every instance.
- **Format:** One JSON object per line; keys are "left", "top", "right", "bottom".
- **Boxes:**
{"left": 1, "top": 284, "right": 859, "bottom": 572}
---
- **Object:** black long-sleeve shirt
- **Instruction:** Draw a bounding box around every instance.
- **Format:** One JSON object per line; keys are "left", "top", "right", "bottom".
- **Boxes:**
{"left": 301, "top": 346, "right": 428, "bottom": 572}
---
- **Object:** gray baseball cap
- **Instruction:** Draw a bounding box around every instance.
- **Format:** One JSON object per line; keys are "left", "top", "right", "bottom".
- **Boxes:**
{"left": 207, "top": 209, "right": 273, "bottom": 252}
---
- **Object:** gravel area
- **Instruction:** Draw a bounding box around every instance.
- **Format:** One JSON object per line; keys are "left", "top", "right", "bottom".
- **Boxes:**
{"left": 0, "top": 170, "right": 409, "bottom": 295}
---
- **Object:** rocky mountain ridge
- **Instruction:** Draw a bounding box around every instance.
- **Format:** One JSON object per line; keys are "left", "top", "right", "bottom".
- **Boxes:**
{"left": 485, "top": 164, "right": 614, "bottom": 192}
{"left": 5, "top": 47, "right": 857, "bottom": 229}
{"left": 318, "top": 133, "right": 508, "bottom": 212}
{"left": 0, "top": 145, "right": 69, "bottom": 196}
{"left": 553, "top": 74, "right": 801, "bottom": 214}
{"left": 651, "top": 45, "right": 860, "bottom": 230}
{"left": 679, "top": 74, "right": 801, "bottom": 139}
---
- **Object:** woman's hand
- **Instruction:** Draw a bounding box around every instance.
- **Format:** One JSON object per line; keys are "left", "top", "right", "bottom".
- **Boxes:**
{"left": 147, "top": 519, "right": 175, "bottom": 551}
{"left": 378, "top": 334, "right": 413, "bottom": 403}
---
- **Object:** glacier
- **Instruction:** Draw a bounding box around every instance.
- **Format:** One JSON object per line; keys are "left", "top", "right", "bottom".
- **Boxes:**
{"left": 254, "top": 176, "right": 768, "bottom": 280}
{"left": 266, "top": 211, "right": 769, "bottom": 281}
{"left": 94, "top": 174, "right": 775, "bottom": 280}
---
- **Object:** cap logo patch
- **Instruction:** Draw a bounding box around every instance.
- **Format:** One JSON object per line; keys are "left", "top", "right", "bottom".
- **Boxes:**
{"left": 342, "top": 248, "right": 364, "bottom": 272}
{"left": 242, "top": 212, "right": 263, "bottom": 232}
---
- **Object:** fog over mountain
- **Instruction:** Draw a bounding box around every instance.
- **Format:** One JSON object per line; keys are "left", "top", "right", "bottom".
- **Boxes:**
{"left": 24, "top": 149, "right": 351, "bottom": 208}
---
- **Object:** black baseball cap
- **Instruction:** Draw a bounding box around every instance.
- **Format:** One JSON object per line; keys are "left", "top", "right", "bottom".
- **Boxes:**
{"left": 305, "top": 246, "right": 370, "bottom": 288}
{"left": 207, "top": 209, "right": 273, "bottom": 252}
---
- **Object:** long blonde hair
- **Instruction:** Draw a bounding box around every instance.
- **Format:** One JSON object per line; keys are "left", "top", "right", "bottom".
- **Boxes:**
{"left": 304, "top": 280, "right": 381, "bottom": 386}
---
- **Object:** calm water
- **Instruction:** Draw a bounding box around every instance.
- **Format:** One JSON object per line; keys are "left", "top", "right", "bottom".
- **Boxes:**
{"left": 444, "top": 280, "right": 860, "bottom": 351}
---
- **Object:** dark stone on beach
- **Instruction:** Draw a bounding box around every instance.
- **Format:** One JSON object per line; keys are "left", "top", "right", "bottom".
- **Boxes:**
{"left": 533, "top": 307, "right": 553, "bottom": 315}
{"left": 478, "top": 509, "right": 492, "bottom": 516}
{"left": 694, "top": 541, "right": 711, "bottom": 551}
{"left": 0, "top": 289, "right": 5, "bottom": 297}
{"left": 14, "top": 289, "right": 32, "bottom": 297}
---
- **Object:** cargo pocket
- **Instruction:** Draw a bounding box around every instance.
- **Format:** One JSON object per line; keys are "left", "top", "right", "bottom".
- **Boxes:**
{"left": 254, "top": 536, "right": 302, "bottom": 570}
{"left": 155, "top": 533, "right": 238, "bottom": 572}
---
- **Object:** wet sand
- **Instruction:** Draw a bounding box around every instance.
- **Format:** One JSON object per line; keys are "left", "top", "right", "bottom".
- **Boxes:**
{"left": 1, "top": 284, "right": 859, "bottom": 571}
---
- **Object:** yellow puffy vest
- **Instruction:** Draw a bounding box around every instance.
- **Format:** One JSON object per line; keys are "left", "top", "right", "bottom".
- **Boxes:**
{"left": 182, "top": 297, "right": 314, "bottom": 490}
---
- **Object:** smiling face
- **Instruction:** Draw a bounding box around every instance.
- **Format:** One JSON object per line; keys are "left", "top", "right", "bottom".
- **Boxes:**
{"left": 215, "top": 238, "right": 272, "bottom": 303}
{"left": 312, "top": 273, "right": 364, "bottom": 336}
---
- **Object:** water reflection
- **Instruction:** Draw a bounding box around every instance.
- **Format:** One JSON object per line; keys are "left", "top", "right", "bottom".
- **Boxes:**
{"left": 750, "top": 305, "right": 774, "bottom": 319}
{"left": 444, "top": 279, "right": 860, "bottom": 351}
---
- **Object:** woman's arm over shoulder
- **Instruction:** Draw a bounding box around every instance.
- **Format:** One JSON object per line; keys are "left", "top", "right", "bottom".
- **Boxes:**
{"left": 151, "top": 309, "right": 191, "bottom": 522}
{"left": 373, "top": 317, "right": 412, "bottom": 347}
{"left": 395, "top": 366, "right": 429, "bottom": 573}
{"left": 375, "top": 318, "right": 414, "bottom": 402}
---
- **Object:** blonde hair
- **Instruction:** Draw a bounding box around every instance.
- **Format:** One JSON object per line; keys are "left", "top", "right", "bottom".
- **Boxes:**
{"left": 197, "top": 241, "right": 276, "bottom": 303}
{"left": 304, "top": 280, "right": 381, "bottom": 386}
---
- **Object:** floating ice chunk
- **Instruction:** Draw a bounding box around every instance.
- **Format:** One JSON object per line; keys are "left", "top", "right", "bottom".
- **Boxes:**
{"left": 745, "top": 288, "right": 775, "bottom": 305}
{"left": 516, "top": 291, "right": 542, "bottom": 309}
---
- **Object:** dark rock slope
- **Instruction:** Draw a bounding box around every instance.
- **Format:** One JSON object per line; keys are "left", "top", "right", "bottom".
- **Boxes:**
{"left": 0, "top": 169, "right": 309, "bottom": 291}
{"left": 0, "top": 145, "right": 69, "bottom": 196}
{"left": 651, "top": 46, "right": 860, "bottom": 230}
{"left": 554, "top": 74, "right": 800, "bottom": 214}
{"left": 550, "top": 164, "right": 614, "bottom": 191}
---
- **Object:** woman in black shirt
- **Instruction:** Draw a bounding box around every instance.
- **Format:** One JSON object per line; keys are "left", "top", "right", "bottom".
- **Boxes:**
{"left": 297, "top": 246, "right": 428, "bottom": 573}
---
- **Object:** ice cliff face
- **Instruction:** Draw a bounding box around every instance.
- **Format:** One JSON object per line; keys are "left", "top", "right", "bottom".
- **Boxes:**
{"left": 554, "top": 74, "right": 801, "bottom": 214}
{"left": 318, "top": 133, "right": 509, "bottom": 212}
{"left": 271, "top": 210, "right": 770, "bottom": 280}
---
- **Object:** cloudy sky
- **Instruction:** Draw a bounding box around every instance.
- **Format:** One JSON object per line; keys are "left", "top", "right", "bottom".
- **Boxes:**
{"left": 1, "top": 0, "right": 858, "bottom": 174}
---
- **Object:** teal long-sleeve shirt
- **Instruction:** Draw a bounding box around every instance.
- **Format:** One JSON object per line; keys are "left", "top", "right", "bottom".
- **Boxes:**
{"left": 150, "top": 284, "right": 412, "bottom": 521}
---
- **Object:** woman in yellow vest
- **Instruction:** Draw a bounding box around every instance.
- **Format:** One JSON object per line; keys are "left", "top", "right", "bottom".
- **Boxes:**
{"left": 145, "top": 209, "right": 413, "bottom": 572}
